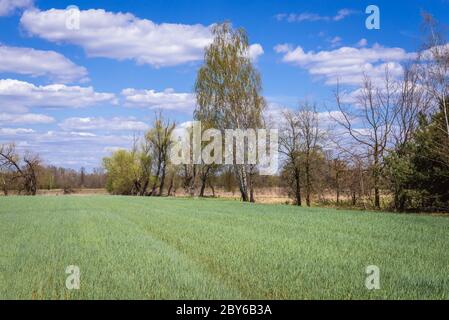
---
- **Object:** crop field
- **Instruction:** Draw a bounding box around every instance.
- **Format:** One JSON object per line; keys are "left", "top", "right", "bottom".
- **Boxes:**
{"left": 0, "top": 196, "right": 448, "bottom": 300}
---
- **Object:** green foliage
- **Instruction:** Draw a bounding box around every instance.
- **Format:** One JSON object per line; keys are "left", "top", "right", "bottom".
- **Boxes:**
{"left": 194, "top": 22, "right": 266, "bottom": 202}
{"left": 408, "top": 111, "right": 449, "bottom": 209}
{"left": 103, "top": 150, "right": 141, "bottom": 195}
{"left": 194, "top": 22, "right": 265, "bottom": 130}
{"left": 386, "top": 109, "right": 449, "bottom": 211}
{"left": 1, "top": 196, "right": 449, "bottom": 299}
{"left": 385, "top": 148, "right": 416, "bottom": 211}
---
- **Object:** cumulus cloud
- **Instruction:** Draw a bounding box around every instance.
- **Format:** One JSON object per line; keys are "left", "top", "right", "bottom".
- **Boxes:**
{"left": 0, "top": 112, "right": 54, "bottom": 124}
{"left": 0, "top": 45, "right": 88, "bottom": 83}
{"left": 122, "top": 88, "right": 196, "bottom": 112}
{"left": 20, "top": 8, "right": 213, "bottom": 67}
{"left": 59, "top": 117, "right": 149, "bottom": 132}
{"left": 0, "top": 79, "right": 117, "bottom": 112}
{"left": 276, "top": 9, "right": 356, "bottom": 23}
{"left": 274, "top": 43, "right": 415, "bottom": 86}
{"left": 248, "top": 44, "right": 264, "bottom": 62}
{"left": 20, "top": 8, "right": 264, "bottom": 68}
{"left": 0, "top": 0, "right": 33, "bottom": 16}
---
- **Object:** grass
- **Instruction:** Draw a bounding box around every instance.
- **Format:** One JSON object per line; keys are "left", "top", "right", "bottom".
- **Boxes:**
{"left": 0, "top": 196, "right": 448, "bottom": 300}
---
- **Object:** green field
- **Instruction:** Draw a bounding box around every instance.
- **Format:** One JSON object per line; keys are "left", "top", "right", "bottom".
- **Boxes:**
{"left": 0, "top": 196, "right": 448, "bottom": 299}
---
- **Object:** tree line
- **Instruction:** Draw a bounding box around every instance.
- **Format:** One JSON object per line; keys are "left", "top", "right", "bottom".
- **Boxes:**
{"left": 0, "top": 144, "right": 106, "bottom": 195}
{"left": 1, "top": 15, "right": 448, "bottom": 213}
{"left": 101, "top": 17, "right": 449, "bottom": 212}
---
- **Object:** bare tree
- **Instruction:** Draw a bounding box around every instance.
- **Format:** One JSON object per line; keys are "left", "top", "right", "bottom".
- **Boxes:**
{"left": 413, "top": 13, "right": 449, "bottom": 169}
{"left": 279, "top": 110, "right": 302, "bottom": 206}
{"left": 394, "top": 64, "right": 430, "bottom": 150}
{"left": 297, "top": 103, "right": 322, "bottom": 207}
{"left": 333, "top": 69, "right": 398, "bottom": 208}
{"left": 0, "top": 144, "right": 41, "bottom": 195}
{"left": 198, "top": 164, "right": 216, "bottom": 197}
{"left": 0, "top": 167, "right": 11, "bottom": 195}
{"left": 331, "top": 157, "right": 347, "bottom": 205}
{"left": 181, "top": 163, "right": 197, "bottom": 197}
{"left": 419, "top": 13, "right": 449, "bottom": 140}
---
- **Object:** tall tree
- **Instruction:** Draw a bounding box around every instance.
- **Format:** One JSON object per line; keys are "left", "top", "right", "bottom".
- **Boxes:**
{"left": 194, "top": 22, "right": 266, "bottom": 202}
{"left": 419, "top": 13, "right": 449, "bottom": 141}
{"left": 297, "top": 103, "right": 322, "bottom": 207}
{"left": 334, "top": 70, "right": 398, "bottom": 209}
{"left": 386, "top": 64, "right": 429, "bottom": 211}
{"left": 279, "top": 110, "right": 302, "bottom": 206}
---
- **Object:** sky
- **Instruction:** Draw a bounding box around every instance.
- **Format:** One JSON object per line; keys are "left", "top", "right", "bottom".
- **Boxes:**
{"left": 0, "top": 0, "right": 448, "bottom": 170}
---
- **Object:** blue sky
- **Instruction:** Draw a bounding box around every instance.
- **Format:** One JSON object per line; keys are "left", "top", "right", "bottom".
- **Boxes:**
{"left": 0, "top": 0, "right": 448, "bottom": 169}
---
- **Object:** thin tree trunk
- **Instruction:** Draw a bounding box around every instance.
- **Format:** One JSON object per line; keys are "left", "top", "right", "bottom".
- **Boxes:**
{"left": 209, "top": 181, "right": 215, "bottom": 197}
{"left": 158, "top": 163, "right": 167, "bottom": 196}
{"left": 140, "top": 178, "right": 149, "bottom": 196}
{"left": 199, "top": 166, "right": 211, "bottom": 197}
{"left": 199, "top": 179, "right": 207, "bottom": 197}
{"left": 335, "top": 167, "right": 340, "bottom": 205}
{"left": 167, "top": 175, "right": 174, "bottom": 196}
{"left": 1, "top": 177, "right": 7, "bottom": 196}
{"left": 294, "top": 166, "right": 302, "bottom": 206}
{"left": 305, "top": 155, "right": 311, "bottom": 207}
{"left": 150, "top": 158, "right": 162, "bottom": 196}
{"left": 374, "top": 186, "right": 380, "bottom": 209}
{"left": 249, "top": 176, "right": 255, "bottom": 203}
{"left": 373, "top": 155, "right": 381, "bottom": 209}
{"left": 236, "top": 165, "right": 249, "bottom": 202}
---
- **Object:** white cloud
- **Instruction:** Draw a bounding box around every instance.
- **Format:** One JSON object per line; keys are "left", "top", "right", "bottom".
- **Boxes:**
{"left": 0, "top": 127, "right": 34, "bottom": 135}
{"left": 59, "top": 117, "right": 149, "bottom": 132}
{"left": 318, "top": 110, "right": 353, "bottom": 127}
{"left": 122, "top": 88, "right": 196, "bottom": 112}
{"left": 329, "top": 36, "right": 342, "bottom": 48}
{"left": 67, "top": 131, "right": 96, "bottom": 137}
{"left": 0, "top": 79, "right": 117, "bottom": 112}
{"left": 263, "top": 102, "right": 289, "bottom": 129}
{"left": 103, "top": 146, "right": 127, "bottom": 153}
{"left": 356, "top": 38, "right": 368, "bottom": 47}
{"left": 0, "top": 128, "right": 136, "bottom": 169}
{"left": 0, "top": 45, "right": 88, "bottom": 83}
{"left": 248, "top": 44, "right": 264, "bottom": 62}
{"left": 0, "top": 112, "right": 54, "bottom": 124}
{"left": 333, "top": 9, "right": 355, "bottom": 21}
{"left": 274, "top": 44, "right": 291, "bottom": 54}
{"left": 275, "top": 43, "right": 415, "bottom": 86}
{"left": 276, "top": 9, "right": 356, "bottom": 23}
{"left": 0, "top": 0, "right": 33, "bottom": 16}
{"left": 20, "top": 8, "right": 213, "bottom": 67}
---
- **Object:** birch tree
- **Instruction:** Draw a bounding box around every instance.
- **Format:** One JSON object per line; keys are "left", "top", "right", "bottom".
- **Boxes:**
{"left": 195, "top": 22, "right": 266, "bottom": 202}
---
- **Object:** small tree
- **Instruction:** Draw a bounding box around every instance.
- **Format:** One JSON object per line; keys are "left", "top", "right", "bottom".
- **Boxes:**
{"left": 297, "top": 103, "right": 322, "bottom": 207}
{"left": 279, "top": 110, "right": 302, "bottom": 206}
{"left": 146, "top": 113, "right": 175, "bottom": 196}
{"left": 103, "top": 150, "right": 140, "bottom": 195}
{"left": 0, "top": 144, "right": 41, "bottom": 195}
